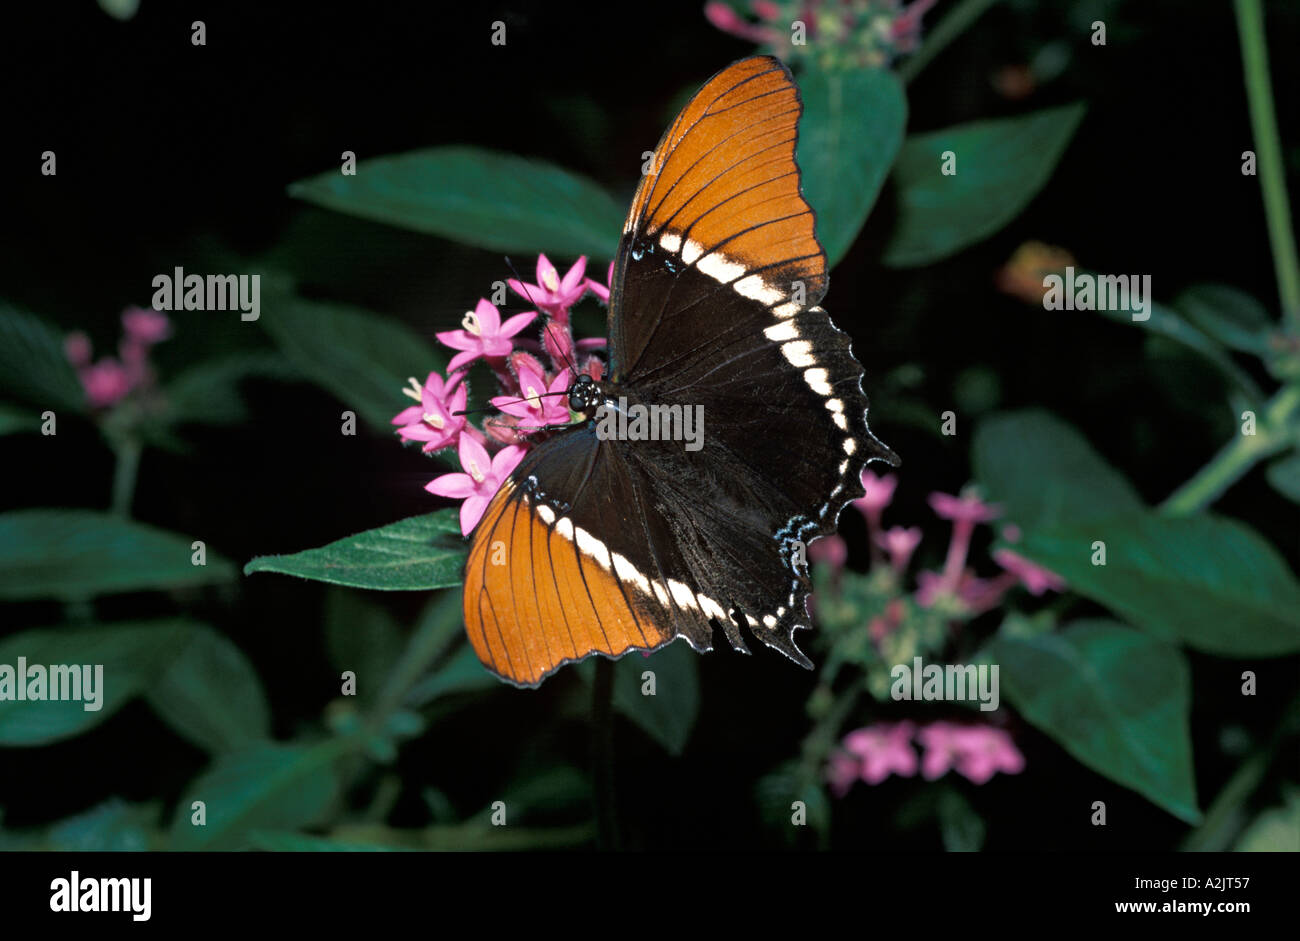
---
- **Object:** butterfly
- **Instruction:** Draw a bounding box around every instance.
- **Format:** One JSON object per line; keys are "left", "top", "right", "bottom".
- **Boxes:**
{"left": 462, "top": 55, "right": 894, "bottom": 687}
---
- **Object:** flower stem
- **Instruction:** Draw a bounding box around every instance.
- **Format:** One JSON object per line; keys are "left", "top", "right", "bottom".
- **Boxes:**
{"left": 1160, "top": 385, "right": 1300, "bottom": 516}
{"left": 898, "top": 0, "right": 1001, "bottom": 85}
{"left": 110, "top": 437, "right": 141, "bottom": 518}
{"left": 1234, "top": 0, "right": 1300, "bottom": 325}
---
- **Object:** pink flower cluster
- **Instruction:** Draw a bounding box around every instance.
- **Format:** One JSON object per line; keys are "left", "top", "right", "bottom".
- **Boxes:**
{"left": 393, "top": 255, "right": 612, "bottom": 536}
{"left": 65, "top": 307, "right": 172, "bottom": 409}
{"left": 828, "top": 720, "right": 1025, "bottom": 795}
{"left": 705, "top": 0, "right": 938, "bottom": 68}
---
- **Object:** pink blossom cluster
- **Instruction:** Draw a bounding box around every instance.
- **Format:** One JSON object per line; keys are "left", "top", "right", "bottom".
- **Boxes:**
{"left": 392, "top": 255, "right": 611, "bottom": 536}
{"left": 828, "top": 720, "right": 1025, "bottom": 794}
{"left": 705, "top": 0, "right": 937, "bottom": 68}
{"left": 64, "top": 307, "right": 172, "bottom": 409}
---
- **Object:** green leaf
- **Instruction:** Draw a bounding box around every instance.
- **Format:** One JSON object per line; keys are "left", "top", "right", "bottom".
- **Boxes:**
{"left": 405, "top": 642, "right": 500, "bottom": 705}
{"left": 0, "top": 621, "right": 194, "bottom": 746}
{"left": 1174, "top": 284, "right": 1273, "bottom": 355}
{"left": 797, "top": 66, "right": 906, "bottom": 267}
{"left": 0, "top": 509, "right": 234, "bottom": 601}
{"left": 162, "top": 351, "right": 297, "bottom": 428}
{"left": 0, "top": 304, "right": 85, "bottom": 412}
{"left": 258, "top": 289, "right": 446, "bottom": 430}
{"left": 990, "top": 620, "right": 1200, "bottom": 823}
{"left": 1265, "top": 452, "right": 1300, "bottom": 503}
{"left": 245, "top": 510, "right": 465, "bottom": 591}
{"left": 579, "top": 639, "right": 701, "bottom": 755}
{"left": 169, "top": 741, "right": 345, "bottom": 850}
{"left": 0, "top": 402, "right": 40, "bottom": 436}
{"left": 938, "top": 787, "right": 986, "bottom": 852}
{"left": 1234, "top": 790, "right": 1300, "bottom": 852}
{"left": 882, "top": 103, "right": 1086, "bottom": 267}
{"left": 1018, "top": 514, "right": 1300, "bottom": 657}
{"left": 973, "top": 409, "right": 1144, "bottom": 530}
{"left": 288, "top": 146, "right": 624, "bottom": 260}
{"left": 0, "top": 798, "right": 161, "bottom": 851}
{"left": 246, "top": 831, "right": 403, "bottom": 852}
{"left": 323, "top": 589, "right": 405, "bottom": 703}
{"left": 145, "top": 625, "right": 271, "bottom": 753}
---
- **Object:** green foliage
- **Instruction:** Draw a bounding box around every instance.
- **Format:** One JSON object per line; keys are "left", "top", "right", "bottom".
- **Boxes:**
{"left": 0, "top": 304, "right": 85, "bottom": 414}
{"left": 797, "top": 65, "right": 907, "bottom": 267}
{"left": 161, "top": 351, "right": 298, "bottom": 428}
{"left": 577, "top": 640, "right": 701, "bottom": 755}
{"left": 882, "top": 103, "right": 1086, "bottom": 266}
{"left": 289, "top": 147, "right": 624, "bottom": 260}
{"left": 1174, "top": 283, "right": 1274, "bottom": 355}
{"left": 245, "top": 510, "right": 466, "bottom": 590}
{"left": 989, "top": 620, "right": 1200, "bottom": 823}
{"left": 0, "top": 510, "right": 234, "bottom": 601}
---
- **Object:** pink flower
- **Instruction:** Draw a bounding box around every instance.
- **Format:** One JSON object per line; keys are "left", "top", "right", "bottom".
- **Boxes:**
{"left": 928, "top": 491, "right": 1002, "bottom": 525}
{"left": 436, "top": 299, "right": 536, "bottom": 372}
{"left": 868, "top": 598, "right": 906, "bottom": 643}
{"left": 951, "top": 726, "right": 1025, "bottom": 785}
{"left": 64, "top": 332, "right": 92, "bottom": 368}
{"left": 855, "top": 469, "right": 898, "bottom": 517}
{"left": 842, "top": 721, "right": 918, "bottom": 785}
{"left": 891, "top": 0, "right": 939, "bottom": 52}
{"left": 875, "top": 525, "right": 921, "bottom": 574}
{"left": 491, "top": 361, "right": 571, "bottom": 430}
{"left": 808, "top": 533, "right": 847, "bottom": 572}
{"left": 585, "top": 261, "right": 615, "bottom": 304}
{"left": 704, "top": 1, "right": 779, "bottom": 44}
{"left": 81, "top": 358, "right": 132, "bottom": 409}
{"left": 826, "top": 750, "right": 861, "bottom": 798}
{"left": 918, "top": 722, "right": 1025, "bottom": 784}
{"left": 393, "top": 372, "right": 468, "bottom": 453}
{"left": 994, "top": 549, "right": 1066, "bottom": 595}
{"left": 121, "top": 307, "right": 172, "bottom": 345}
{"left": 507, "top": 254, "right": 590, "bottom": 321}
{"left": 425, "top": 435, "right": 526, "bottom": 536}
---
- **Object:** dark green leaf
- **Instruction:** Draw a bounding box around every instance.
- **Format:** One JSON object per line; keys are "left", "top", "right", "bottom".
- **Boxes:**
{"left": 0, "top": 621, "right": 194, "bottom": 746}
{"left": 169, "top": 741, "right": 345, "bottom": 850}
{"left": 882, "top": 103, "right": 1086, "bottom": 267}
{"left": 245, "top": 511, "right": 465, "bottom": 590}
{"left": 938, "top": 787, "right": 986, "bottom": 852}
{"left": 288, "top": 146, "right": 624, "bottom": 260}
{"left": 0, "top": 798, "right": 161, "bottom": 851}
{"left": 798, "top": 66, "right": 906, "bottom": 267}
{"left": 323, "top": 589, "right": 405, "bottom": 702}
{"left": 259, "top": 288, "right": 445, "bottom": 430}
{"left": 973, "top": 409, "right": 1144, "bottom": 530}
{"left": 1174, "top": 284, "right": 1273, "bottom": 355}
{"left": 405, "top": 642, "right": 500, "bottom": 705}
{"left": 0, "top": 402, "right": 39, "bottom": 436}
{"left": 246, "top": 831, "right": 403, "bottom": 851}
{"left": 1018, "top": 515, "right": 1300, "bottom": 657}
{"left": 0, "top": 510, "right": 235, "bottom": 601}
{"left": 579, "top": 639, "right": 701, "bottom": 755}
{"left": 145, "top": 625, "right": 271, "bottom": 753}
{"left": 162, "top": 351, "right": 297, "bottom": 427}
{"left": 990, "top": 620, "right": 1200, "bottom": 823}
{"left": 0, "top": 304, "right": 85, "bottom": 413}
{"left": 1265, "top": 453, "right": 1300, "bottom": 503}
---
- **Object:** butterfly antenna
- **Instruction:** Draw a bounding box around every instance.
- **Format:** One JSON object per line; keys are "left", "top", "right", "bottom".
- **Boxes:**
{"left": 452, "top": 390, "right": 570, "bottom": 419}
{"left": 504, "top": 255, "right": 581, "bottom": 380}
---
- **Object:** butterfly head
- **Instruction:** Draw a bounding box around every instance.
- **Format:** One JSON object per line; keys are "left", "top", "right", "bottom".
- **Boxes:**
{"left": 567, "top": 373, "right": 602, "bottom": 415}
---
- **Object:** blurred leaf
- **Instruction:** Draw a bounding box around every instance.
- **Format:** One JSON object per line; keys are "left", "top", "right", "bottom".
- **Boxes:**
{"left": 0, "top": 402, "right": 39, "bottom": 436}
{"left": 1265, "top": 453, "right": 1300, "bottom": 503}
{"left": 247, "top": 831, "right": 403, "bottom": 851}
{"left": 324, "top": 589, "right": 405, "bottom": 703}
{"left": 578, "top": 639, "right": 700, "bottom": 755}
{"left": 288, "top": 146, "right": 623, "bottom": 260}
{"left": 145, "top": 625, "right": 271, "bottom": 753}
{"left": 97, "top": 0, "right": 140, "bottom": 21}
{"left": 1174, "top": 284, "right": 1272, "bottom": 355}
{"left": 0, "top": 304, "right": 85, "bottom": 413}
{"left": 0, "top": 798, "right": 160, "bottom": 851}
{"left": 258, "top": 288, "right": 445, "bottom": 429}
{"left": 938, "top": 787, "right": 986, "bottom": 852}
{"left": 1018, "top": 514, "right": 1300, "bottom": 657}
{"left": 327, "top": 820, "right": 594, "bottom": 851}
{"left": 882, "top": 103, "right": 1086, "bottom": 267}
{"left": 245, "top": 510, "right": 465, "bottom": 590}
{"left": 974, "top": 409, "right": 1143, "bottom": 530}
{"left": 0, "top": 509, "right": 234, "bottom": 601}
{"left": 1234, "top": 790, "right": 1300, "bottom": 851}
{"left": 798, "top": 66, "right": 906, "bottom": 267}
{"left": 161, "top": 351, "right": 297, "bottom": 428}
{"left": 499, "top": 764, "right": 591, "bottom": 818}
{"left": 169, "top": 741, "right": 345, "bottom": 850}
{"left": 0, "top": 621, "right": 194, "bottom": 746}
{"left": 405, "top": 642, "right": 499, "bottom": 705}
{"left": 990, "top": 620, "right": 1200, "bottom": 823}
{"left": 756, "top": 759, "right": 829, "bottom": 846}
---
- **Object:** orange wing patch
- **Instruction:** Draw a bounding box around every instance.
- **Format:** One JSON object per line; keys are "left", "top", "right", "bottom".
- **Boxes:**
{"left": 626, "top": 55, "right": 825, "bottom": 296}
{"left": 464, "top": 480, "right": 670, "bottom": 687}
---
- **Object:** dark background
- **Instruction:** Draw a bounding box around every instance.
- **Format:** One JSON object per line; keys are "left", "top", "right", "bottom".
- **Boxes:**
{"left": 1, "top": 0, "right": 1296, "bottom": 849}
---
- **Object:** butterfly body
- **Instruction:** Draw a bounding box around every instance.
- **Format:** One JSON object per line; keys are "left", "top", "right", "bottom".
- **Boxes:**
{"left": 463, "top": 55, "right": 895, "bottom": 687}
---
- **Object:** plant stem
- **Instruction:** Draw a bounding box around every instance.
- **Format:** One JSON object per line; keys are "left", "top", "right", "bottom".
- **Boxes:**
{"left": 1160, "top": 385, "right": 1300, "bottom": 515}
{"left": 592, "top": 658, "right": 618, "bottom": 850}
{"left": 110, "top": 437, "right": 141, "bottom": 518}
{"left": 1234, "top": 0, "right": 1300, "bottom": 325}
{"left": 898, "top": 0, "right": 1001, "bottom": 86}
